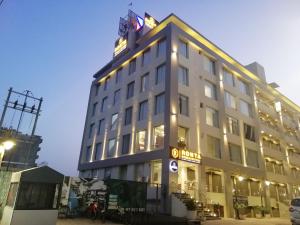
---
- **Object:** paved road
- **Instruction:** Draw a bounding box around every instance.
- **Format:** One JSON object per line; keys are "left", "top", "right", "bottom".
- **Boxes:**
{"left": 57, "top": 218, "right": 119, "bottom": 225}
{"left": 57, "top": 218, "right": 291, "bottom": 225}
{"left": 204, "top": 218, "right": 291, "bottom": 225}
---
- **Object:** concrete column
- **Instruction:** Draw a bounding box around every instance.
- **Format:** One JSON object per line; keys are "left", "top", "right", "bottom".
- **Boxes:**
{"left": 224, "top": 172, "right": 234, "bottom": 218}
{"left": 264, "top": 183, "right": 271, "bottom": 211}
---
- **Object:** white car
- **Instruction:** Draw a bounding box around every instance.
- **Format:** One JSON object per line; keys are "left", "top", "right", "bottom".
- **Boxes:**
{"left": 290, "top": 197, "right": 300, "bottom": 225}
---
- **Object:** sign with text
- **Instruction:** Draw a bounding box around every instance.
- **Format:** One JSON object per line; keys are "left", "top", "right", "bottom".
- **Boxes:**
{"left": 170, "top": 147, "right": 201, "bottom": 164}
{"left": 114, "top": 37, "right": 127, "bottom": 57}
{"left": 144, "top": 13, "right": 159, "bottom": 29}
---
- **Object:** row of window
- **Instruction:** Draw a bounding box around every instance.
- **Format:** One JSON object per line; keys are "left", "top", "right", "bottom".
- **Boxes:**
{"left": 91, "top": 63, "right": 166, "bottom": 118}
{"left": 88, "top": 92, "right": 165, "bottom": 138}
{"left": 179, "top": 39, "right": 250, "bottom": 95}
{"left": 95, "top": 39, "right": 166, "bottom": 96}
{"left": 206, "top": 134, "right": 259, "bottom": 167}
{"left": 85, "top": 125, "right": 165, "bottom": 162}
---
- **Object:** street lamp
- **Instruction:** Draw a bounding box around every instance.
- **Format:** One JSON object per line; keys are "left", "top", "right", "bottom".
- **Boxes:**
{"left": 0, "top": 140, "right": 16, "bottom": 168}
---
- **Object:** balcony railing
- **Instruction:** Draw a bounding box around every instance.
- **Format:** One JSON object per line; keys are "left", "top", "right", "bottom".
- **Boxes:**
{"left": 205, "top": 185, "right": 224, "bottom": 193}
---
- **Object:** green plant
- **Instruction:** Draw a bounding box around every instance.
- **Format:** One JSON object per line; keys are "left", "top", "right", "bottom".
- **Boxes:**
{"left": 185, "top": 199, "right": 197, "bottom": 211}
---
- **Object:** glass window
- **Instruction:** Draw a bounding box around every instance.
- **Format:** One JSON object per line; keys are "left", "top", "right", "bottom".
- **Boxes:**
{"left": 265, "top": 160, "right": 274, "bottom": 173}
{"left": 203, "top": 55, "right": 216, "bottom": 75}
{"left": 240, "top": 100, "right": 252, "bottom": 117}
{"left": 136, "top": 130, "right": 146, "bottom": 152}
{"left": 104, "top": 168, "right": 111, "bottom": 179}
{"left": 120, "top": 165, "right": 127, "bottom": 180}
{"left": 95, "top": 83, "right": 100, "bottom": 96}
{"left": 142, "top": 49, "right": 151, "bottom": 66}
{"left": 226, "top": 116, "right": 239, "bottom": 135}
{"left": 154, "top": 125, "right": 164, "bottom": 149}
{"left": 111, "top": 113, "right": 118, "bottom": 130}
{"left": 207, "top": 135, "right": 221, "bottom": 158}
{"left": 101, "top": 96, "right": 108, "bottom": 112}
{"left": 204, "top": 81, "right": 217, "bottom": 100}
{"left": 115, "top": 68, "right": 122, "bottom": 84}
{"left": 151, "top": 160, "right": 162, "bottom": 184}
{"left": 124, "top": 106, "right": 132, "bottom": 125}
{"left": 141, "top": 73, "right": 149, "bottom": 92}
{"left": 139, "top": 100, "right": 148, "bottom": 121}
{"left": 128, "top": 58, "right": 136, "bottom": 75}
{"left": 155, "top": 93, "right": 165, "bottom": 115}
{"left": 121, "top": 134, "right": 131, "bottom": 155}
{"left": 156, "top": 64, "right": 166, "bottom": 85}
{"left": 104, "top": 76, "right": 110, "bottom": 90}
{"left": 107, "top": 139, "right": 116, "bottom": 158}
{"left": 113, "top": 89, "right": 121, "bottom": 105}
{"left": 178, "top": 126, "right": 188, "bottom": 149}
{"left": 94, "top": 143, "right": 102, "bottom": 161}
{"left": 244, "top": 123, "right": 255, "bottom": 142}
{"left": 206, "top": 107, "right": 219, "bottom": 127}
{"left": 178, "top": 66, "right": 189, "bottom": 86}
{"left": 88, "top": 123, "right": 94, "bottom": 138}
{"left": 250, "top": 180, "right": 260, "bottom": 196}
{"left": 86, "top": 146, "right": 91, "bottom": 162}
{"left": 157, "top": 39, "right": 166, "bottom": 57}
{"left": 127, "top": 81, "right": 135, "bottom": 99}
{"left": 247, "top": 149, "right": 259, "bottom": 168}
{"left": 238, "top": 78, "right": 250, "bottom": 95}
{"left": 135, "top": 163, "right": 145, "bottom": 182}
{"left": 179, "top": 94, "right": 189, "bottom": 116}
{"left": 92, "top": 102, "right": 98, "bottom": 116}
{"left": 224, "top": 91, "right": 236, "bottom": 109}
{"left": 98, "top": 119, "right": 105, "bottom": 135}
{"left": 274, "top": 163, "right": 284, "bottom": 175}
{"left": 229, "top": 143, "right": 242, "bottom": 164}
{"left": 179, "top": 40, "right": 188, "bottom": 58}
{"left": 223, "top": 68, "right": 235, "bottom": 86}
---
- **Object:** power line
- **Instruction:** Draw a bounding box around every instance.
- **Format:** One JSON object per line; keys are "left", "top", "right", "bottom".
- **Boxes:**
{"left": 0, "top": 0, "right": 4, "bottom": 8}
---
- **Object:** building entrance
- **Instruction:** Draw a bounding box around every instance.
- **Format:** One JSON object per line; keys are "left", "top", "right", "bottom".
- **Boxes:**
{"left": 177, "top": 161, "right": 199, "bottom": 199}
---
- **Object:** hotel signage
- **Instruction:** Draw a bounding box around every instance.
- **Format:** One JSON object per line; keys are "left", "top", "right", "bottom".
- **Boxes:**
{"left": 144, "top": 13, "right": 159, "bottom": 29}
{"left": 170, "top": 147, "right": 201, "bottom": 164}
{"left": 169, "top": 160, "right": 178, "bottom": 173}
{"left": 113, "top": 37, "right": 127, "bottom": 57}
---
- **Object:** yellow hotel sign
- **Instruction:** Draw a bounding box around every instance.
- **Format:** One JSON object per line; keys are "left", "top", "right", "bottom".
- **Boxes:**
{"left": 170, "top": 147, "right": 201, "bottom": 164}
{"left": 114, "top": 37, "right": 127, "bottom": 57}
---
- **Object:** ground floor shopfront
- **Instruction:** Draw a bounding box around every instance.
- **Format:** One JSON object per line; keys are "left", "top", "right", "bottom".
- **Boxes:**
{"left": 79, "top": 150, "right": 293, "bottom": 219}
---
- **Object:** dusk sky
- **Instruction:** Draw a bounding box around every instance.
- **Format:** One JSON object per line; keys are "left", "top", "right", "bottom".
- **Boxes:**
{"left": 0, "top": 0, "right": 299, "bottom": 176}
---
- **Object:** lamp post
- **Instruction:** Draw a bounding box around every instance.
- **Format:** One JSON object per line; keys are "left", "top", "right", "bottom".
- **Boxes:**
{"left": 0, "top": 140, "right": 16, "bottom": 169}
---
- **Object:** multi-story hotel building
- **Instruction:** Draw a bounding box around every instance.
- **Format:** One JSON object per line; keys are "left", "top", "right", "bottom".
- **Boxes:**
{"left": 78, "top": 12, "right": 300, "bottom": 218}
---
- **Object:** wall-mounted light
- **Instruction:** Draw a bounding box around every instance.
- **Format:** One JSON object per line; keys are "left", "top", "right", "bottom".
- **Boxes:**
{"left": 265, "top": 180, "right": 271, "bottom": 186}
{"left": 275, "top": 101, "right": 281, "bottom": 113}
{"left": 237, "top": 176, "right": 244, "bottom": 182}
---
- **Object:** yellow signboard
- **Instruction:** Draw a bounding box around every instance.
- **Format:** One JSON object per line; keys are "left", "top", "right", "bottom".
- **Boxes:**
{"left": 170, "top": 147, "right": 201, "bottom": 164}
{"left": 144, "top": 13, "right": 158, "bottom": 29}
{"left": 114, "top": 37, "right": 127, "bottom": 57}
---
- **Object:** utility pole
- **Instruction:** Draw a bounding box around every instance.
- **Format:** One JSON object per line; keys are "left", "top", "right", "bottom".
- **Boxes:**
{"left": 0, "top": 87, "right": 12, "bottom": 128}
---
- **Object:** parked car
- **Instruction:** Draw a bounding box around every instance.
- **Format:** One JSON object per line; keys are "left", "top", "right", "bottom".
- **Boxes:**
{"left": 290, "top": 197, "right": 300, "bottom": 225}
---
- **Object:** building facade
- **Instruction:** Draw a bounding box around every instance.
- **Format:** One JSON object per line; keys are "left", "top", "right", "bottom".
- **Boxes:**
{"left": 78, "top": 13, "right": 300, "bottom": 218}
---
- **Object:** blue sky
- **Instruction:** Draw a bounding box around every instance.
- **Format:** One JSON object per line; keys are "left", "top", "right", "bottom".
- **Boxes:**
{"left": 0, "top": 0, "right": 299, "bottom": 175}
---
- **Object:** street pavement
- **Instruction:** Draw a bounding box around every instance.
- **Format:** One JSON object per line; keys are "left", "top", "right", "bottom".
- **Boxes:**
{"left": 204, "top": 218, "right": 290, "bottom": 225}
{"left": 57, "top": 217, "right": 291, "bottom": 225}
{"left": 56, "top": 218, "right": 120, "bottom": 225}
